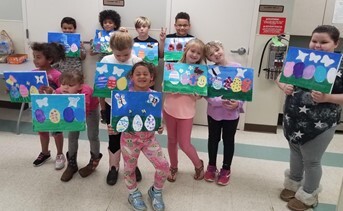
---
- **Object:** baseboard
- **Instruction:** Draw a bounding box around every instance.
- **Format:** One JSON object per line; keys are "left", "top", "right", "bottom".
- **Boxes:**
{"left": 0, "top": 101, "right": 29, "bottom": 110}
{"left": 244, "top": 123, "right": 277, "bottom": 134}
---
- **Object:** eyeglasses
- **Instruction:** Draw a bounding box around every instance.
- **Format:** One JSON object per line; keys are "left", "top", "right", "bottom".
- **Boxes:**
{"left": 175, "top": 24, "right": 189, "bottom": 28}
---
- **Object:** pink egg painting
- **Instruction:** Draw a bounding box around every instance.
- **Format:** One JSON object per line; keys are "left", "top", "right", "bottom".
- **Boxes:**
{"left": 302, "top": 65, "right": 315, "bottom": 80}
{"left": 327, "top": 67, "right": 338, "bottom": 84}
{"left": 180, "top": 73, "right": 189, "bottom": 85}
{"left": 314, "top": 65, "right": 327, "bottom": 83}
{"left": 293, "top": 62, "right": 305, "bottom": 79}
{"left": 283, "top": 62, "right": 295, "bottom": 77}
{"left": 19, "top": 84, "right": 29, "bottom": 97}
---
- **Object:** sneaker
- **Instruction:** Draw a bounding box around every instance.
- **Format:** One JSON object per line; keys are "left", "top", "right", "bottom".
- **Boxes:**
{"left": 128, "top": 189, "right": 147, "bottom": 211}
{"left": 217, "top": 168, "right": 231, "bottom": 186}
{"left": 55, "top": 154, "right": 66, "bottom": 170}
{"left": 148, "top": 186, "right": 165, "bottom": 211}
{"left": 33, "top": 152, "right": 51, "bottom": 167}
{"left": 107, "top": 166, "right": 118, "bottom": 186}
{"left": 204, "top": 165, "right": 217, "bottom": 182}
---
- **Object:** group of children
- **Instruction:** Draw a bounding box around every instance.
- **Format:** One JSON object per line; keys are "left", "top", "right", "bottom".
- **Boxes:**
{"left": 24, "top": 8, "right": 343, "bottom": 211}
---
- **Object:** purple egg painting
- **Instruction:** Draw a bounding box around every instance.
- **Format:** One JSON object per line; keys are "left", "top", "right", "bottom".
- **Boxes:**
{"left": 314, "top": 66, "right": 327, "bottom": 83}
{"left": 327, "top": 67, "right": 338, "bottom": 84}
{"left": 283, "top": 62, "right": 295, "bottom": 77}
{"left": 35, "top": 109, "right": 46, "bottom": 123}
{"left": 293, "top": 62, "right": 305, "bottom": 79}
{"left": 180, "top": 73, "right": 189, "bottom": 85}
{"left": 302, "top": 65, "right": 315, "bottom": 80}
{"left": 63, "top": 107, "right": 75, "bottom": 123}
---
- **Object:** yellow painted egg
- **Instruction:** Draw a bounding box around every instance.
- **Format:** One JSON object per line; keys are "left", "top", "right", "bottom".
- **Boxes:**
{"left": 116, "top": 77, "right": 127, "bottom": 90}
{"left": 49, "top": 109, "right": 61, "bottom": 123}
{"left": 231, "top": 78, "right": 242, "bottom": 92}
{"left": 29, "top": 85, "right": 39, "bottom": 94}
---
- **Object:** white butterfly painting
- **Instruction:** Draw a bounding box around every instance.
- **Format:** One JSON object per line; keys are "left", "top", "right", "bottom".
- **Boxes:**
{"left": 36, "top": 97, "right": 49, "bottom": 108}
{"left": 68, "top": 97, "right": 80, "bottom": 107}
{"left": 35, "top": 75, "right": 45, "bottom": 84}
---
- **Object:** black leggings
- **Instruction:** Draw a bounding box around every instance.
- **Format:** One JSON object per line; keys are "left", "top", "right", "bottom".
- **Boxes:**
{"left": 207, "top": 115, "right": 239, "bottom": 170}
{"left": 105, "top": 103, "right": 121, "bottom": 154}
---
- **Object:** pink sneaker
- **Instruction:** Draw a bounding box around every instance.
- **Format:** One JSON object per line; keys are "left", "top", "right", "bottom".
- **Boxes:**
{"left": 217, "top": 169, "right": 231, "bottom": 186}
{"left": 204, "top": 165, "right": 217, "bottom": 182}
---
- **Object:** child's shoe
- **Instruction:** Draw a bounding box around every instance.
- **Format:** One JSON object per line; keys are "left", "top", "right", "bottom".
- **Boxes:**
{"left": 107, "top": 166, "right": 118, "bottom": 186}
{"left": 194, "top": 160, "right": 204, "bottom": 180}
{"left": 204, "top": 165, "right": 217, "bottom": 182}
{"left": 79, "top": 153, "right": 103, "bottom": 177}
{"left": 61, "top": 152, "right": 78, "bottom": 182}
{"left": 217, "top": 168, "right": 231, "bottom": 186}
{"left": 167, "top": 167, "right": 178, "bottom": 182}
{"left": 33, "top": 151, "right": 51, "bottom": 167}
{"left": 148, "top": 186, "right": 165, "bottom": 211}
{"left": 55, "top": 153, "right": 66, "bottom": 170}
{"left": 128, "top": 189, "right": 147, "bottom": 211}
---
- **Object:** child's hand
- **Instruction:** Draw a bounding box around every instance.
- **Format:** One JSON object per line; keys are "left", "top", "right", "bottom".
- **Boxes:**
{"left": 160, "top": 27, "right": 167, "bottom": 41}
{"left": 107, "top": 124, "right": 119, "bottom": 135}
{"left": 157, "top": 125, "right": 164, "bottom": 134}
{"left": 39, "top": 86, "right": 54, "bottom": 94}
{"left": 222, "top": 99, "right": 239, "bottom": 110}
{"left": 283, "top": 84, "right": 294, "bottom": 95}
{"left": 311, "top": 90, "right": 328, "bottom": 103}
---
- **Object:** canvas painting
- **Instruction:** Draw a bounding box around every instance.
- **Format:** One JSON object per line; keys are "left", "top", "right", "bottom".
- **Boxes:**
{"left": 48, "top": 32, "right": 80, "bottom": 57}
{"left": 163, "top": 62, "right": 208, "bottom": 96}
{"left": 31, "top": 94, "right": 86, "bottom": 132}
{"left": 163, "top": 37, "right": 193, "bottom": 61}
{"left": 132, "top": 42, "right": 158, "bottom": 66}
{"left": 93, "top": 62, "right": 132, "bottom": 97}
{"left": 207, "top": 65, "right": 254, "bottom": 101}
{"left": 3, "top": 71, "right": 48, "bottom": 103}
{"left": 92, "top": 29, "right": 115, "bottom": 54}
{"left": 111, "top": 91, "right": 162, "bottom": 132}
{"left": 280, "top": 47, "right": 343, "bottom": 93}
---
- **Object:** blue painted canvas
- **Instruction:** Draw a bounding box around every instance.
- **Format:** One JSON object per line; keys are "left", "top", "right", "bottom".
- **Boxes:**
{"left": 3, "top": 71, "right": 48, "bottom": 103}
{"left": 132, "top": 42, "right": 158, "bottom": 66}
{"left": 31, "top": 94, "right": 86, "bottom": 132}
{"left": 111, "top": 91, "right": 162, "bottom": 132}
{"left": 48, "top": 32, "right": 81, "bottom": 57}
{"left": 92, "top": 29, "right": 115, "bottom": 54}
{"left": 208, "top": 65, "right": 254, "bottom": 101}
{"left": 280, "top": 47, "right": 343, "bottom": 93}
{"left": 163, "top": 37, "right": 193, "bottom": 61}
{"left": 93, "top": 62, "right": 132, "bottom": 97}
{"left": 163, "top": 62, "right": 208, "bottom": 96}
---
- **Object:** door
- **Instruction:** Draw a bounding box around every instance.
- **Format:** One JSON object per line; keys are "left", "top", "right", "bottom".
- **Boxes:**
{"left": 168, "top": 0, "right": 259, "bottom": 127}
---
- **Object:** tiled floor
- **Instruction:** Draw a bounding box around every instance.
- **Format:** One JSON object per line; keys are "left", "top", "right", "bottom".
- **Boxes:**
{"left": 0, "top": 107, "right": 342, "bottom": 211}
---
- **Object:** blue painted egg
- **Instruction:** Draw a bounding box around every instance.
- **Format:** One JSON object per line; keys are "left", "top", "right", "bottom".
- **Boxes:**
{"left": 35, "top": 109, "right": 46, "bottom": 123}
{"left": 10, "top": 86, "right": 20, "bottom": 99}
{"left": 293, "top": 62, "right": 305, "bottom": 79}
{"left": 63, "top": 107, "right": 75, "bottom": 123}
{"left": 74, "top": 107, "right": 85, "bottom": 122}
{"left": 96, "top": 74, "right": 108, "bottom": 88}
{"left": 314, "top": 66, "right": 327, "bottom": 83}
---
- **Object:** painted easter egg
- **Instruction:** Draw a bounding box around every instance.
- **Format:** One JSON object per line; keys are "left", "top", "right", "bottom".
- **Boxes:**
{"left": 96, "top": 75, "right": 107, "bottom": 88}
{"left": 19, "top": 84, "right": 29, "bottom": 97}
{"left": 70, "top": 43, "right": 78, "bottom": 53}
{"left": 293, "top": 62, "right": 305, "bottom": 79}
{"left": 176, "top": 43, "right": 183, "bottom": 51}
{"left": 29, "top": 85, "right": 39, "bottom": 94}
{"left": 197, "top": 75, "right": 207, "bottom": 88}
{"left": 10, "top": 86, "right": 20, "bottom": 99}
{"left": 302, "top": 65, "right": 315, "bottom": 80}
{"left": 116, "top": 116, "right": 129, "bottom": 132}
{"left": 188, "top": 74, "right": 198, "bottom": 86}
{"left": 314, "top": 66, "right": 327, "bottom": 83}
{"left": 180, "top": 73, "right": 189, "bottom": 85}
{"left": 212, "top": 78, "right": 222, "bottom": 90}
{"left": 74, "top": 107, "right": 85, "bottom": 122}
{"left": 327, "top": 67, "right": 338, "bottom": 84}
{"left": 116, "top": 77, "right": 127, "bottom": 90}
{"left": 283, "top": 62, "right": 295, "bottom": 77}
{"left": 169, "top": 70, "right": 180, "bottom": 85}
{"left": 35, "top": 109, "right": 46, "bottom": 123}
{"left": 132, "top": 115, "right": 143, "bottom": 132}
{"left": 138, "top": 50, "right": 145, "bottom": 58}
{"left": 144, "top": 114, "right": 156, "bottom": 131}
{"left": 241, "top": 78, "right": 252, "bottom": 93}
{"left": 49, "top": 109, "right": 60, "bottom": 123}
{"left": 63, "top": 107, "right": 75, "bottom": 123}
{"left": 231, "top": 78, "right": 242, "bottom": 92}
{"left": 168, "top": 44, "right": 175, "bottom": 51}
{"left": 147, "top": 50, "right": 155, "bottom": 60}
{"left": 107, "top": 76, "right": 117, "bottom": 89}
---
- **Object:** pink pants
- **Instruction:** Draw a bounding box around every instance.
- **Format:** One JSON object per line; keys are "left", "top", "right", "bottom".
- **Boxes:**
{"left": 121, "top": 132, "right": 169, "bottom": 191}
{"left": 163, "top": 110, "right": 202, "bottom": 168}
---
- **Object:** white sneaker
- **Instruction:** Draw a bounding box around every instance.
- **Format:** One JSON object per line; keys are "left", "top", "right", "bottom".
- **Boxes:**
{"left": 55, "top": 154, "right": 66, "bottom": 170}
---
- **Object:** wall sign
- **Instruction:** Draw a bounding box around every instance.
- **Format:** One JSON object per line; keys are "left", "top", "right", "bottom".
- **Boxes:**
{"left": 259, "top": 17, "right": 286, "bottom": 35}
{"left": 103, "top": 0, "right": 124, "bottom": 7}
{"left": 259, "top": 5, "right": 284, "bottom": 13}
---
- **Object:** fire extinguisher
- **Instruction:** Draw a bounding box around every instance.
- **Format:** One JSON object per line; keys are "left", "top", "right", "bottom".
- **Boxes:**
{"left": 258, "top": 34, "right": 288, "bottom": 80}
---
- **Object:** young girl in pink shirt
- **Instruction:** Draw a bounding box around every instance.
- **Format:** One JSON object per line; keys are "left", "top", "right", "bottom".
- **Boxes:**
{"left": 163, "top": 38, "right": 206, "bottom": 182}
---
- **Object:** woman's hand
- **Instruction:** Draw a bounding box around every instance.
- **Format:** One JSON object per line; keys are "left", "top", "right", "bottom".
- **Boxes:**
{"left": 311, "top": 90, "right": 328, "bottom": 103}
{"left": 222, "top": 99, "right": 239, "bottom": 110}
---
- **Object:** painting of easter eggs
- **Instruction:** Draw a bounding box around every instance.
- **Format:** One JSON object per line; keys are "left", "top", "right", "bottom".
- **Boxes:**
{"left": 35, "top": 109, "right": 46, "bottom": 123}
{"left": 314, "top": 65, "right": 327, "bottom": 83}
{"left": 116, "top": 77, "right": 127, "bottom": 90}
{"left": 116, "top": 116, "right": 129, "bottom": 132}
{"left": 63, "top": 107, "right": 75, "bottom": 123}
{"left": 132, "top": 115, "right": 143, "bottom": 132}
{"left": 293, "top": 62, "right": 305, "bottom": 79}
{"left": 302, "top": 65, "right": 315, "bottom": 80}
{"left": 107, "top": 76, "right": 117, "bottom": 89}
{"left": 10, "top": 86, "right": 20, "bottom": 99}
{"left": 169, "top": 70, "right": 180, "bottom": 85}
{"left": 138, "top": 50, "right": 145, "bottom": 58}
{"left": 326, "top": 67, "right": 337, "bottom": 84}
{"left": 168, "top": 44, "right": 175, "bottom": 51}
{"left": 29, "top": 85, "right": 39, "bottom": 94}
{"left": 96, "top": 75, "right": 107, "bottom": 88}
{"left": 176, "top": 42, "right": 183, "bottom": 51}
{"left": 70, "top": 43, "right": 78, "bottom": 53}
{"left": 197, "top": 75, "right": 207, "bottom": 88}
{"left": 19, "top": 84, "right": 29, "bottom": 97}
{"left": 212, "top": 78, "right": 222, "bottom": 90}
{"left": 144, "top": 114, "right": 156, "bottom": 131}
{"left": 241, "top": 78, "right": 252, "bottom": 93}
{"left": 74, "top": 107, "right": 85, "bottom": 122}
{"left": 49, "top": 109, "right": 60, "bottom": 123}
{"left": 180, "top": 73, "right": 189, "bottom": 85}
{"left": 283, "top": 62, "right": 295, "bottom": 77}
{"left": 231, "top": 78, "right": 242, "bottom": 92}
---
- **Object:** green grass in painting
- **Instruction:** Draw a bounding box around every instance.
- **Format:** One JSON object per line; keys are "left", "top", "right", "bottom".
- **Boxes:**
{"left": 143, "top": 56, "right": 158, "bottom": 66}
{"left": 164, "top": 52, "right": 183, "bottom": 61}
{"left": 163, "top": 81, "right": 207, "bottom": 96}
{"left": 33, "top": 119, "right": 85, "bottom": 132}
{"left": 111, "top": 116, "right": 162, "bottom": 132}
{"left": 10, "top": 95, "right": 30, "bottom": 103}
{"left": 280, "top": 75, "right": 332, "bottom": 93}
{"left": 66, "top": 50, "right": 80, "bottom": 58}
{"left": 208, "top": 87, "right": 253, "bottom": 101}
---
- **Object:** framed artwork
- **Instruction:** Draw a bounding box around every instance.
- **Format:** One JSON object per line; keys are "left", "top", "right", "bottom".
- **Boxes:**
{"left": 3, "top": 71, "right": 48, "bottom": 103}
{"left": 132, "top": 42, "right": 159, "bottom": 66}
{"left": 163, "top": 37, "right": 193, "bottom": 61}
{"left": 208, "top": 65, "right": 254, "bottom": 101}
{"left": 111, "top": 91, "right": 162, "bottom": 132}
{"left": 48, "top": 32, "right": 81, "bottom": 57}
{"left": 31, "top": 94, "right": 86, "bottom": 132}
{"left": 280, "top": 47, "right": 343, "bottom": 93}
{"left": 163, "top": 62, "right": 208, "bottom": 96}
{"left": 92, "top": 29, "right": 114, "bottom": 54}
{"left": 93, "top": 62, "right": 131, "bottom": 97}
